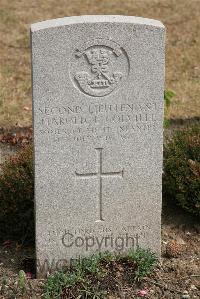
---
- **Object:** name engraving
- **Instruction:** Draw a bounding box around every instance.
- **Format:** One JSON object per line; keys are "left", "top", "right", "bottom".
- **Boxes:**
{"left": 37, "top": 101, "right": 162, "bottom": 143}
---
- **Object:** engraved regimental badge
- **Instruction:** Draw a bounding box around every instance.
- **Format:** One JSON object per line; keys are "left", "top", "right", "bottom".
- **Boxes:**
{"left": 70, "top": 39, "right": 130, "bottom": 97}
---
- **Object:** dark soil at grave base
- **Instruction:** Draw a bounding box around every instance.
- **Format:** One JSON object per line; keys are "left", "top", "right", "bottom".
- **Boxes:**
{"left": 0, "top": 202, "right": 199, "bottom": 299}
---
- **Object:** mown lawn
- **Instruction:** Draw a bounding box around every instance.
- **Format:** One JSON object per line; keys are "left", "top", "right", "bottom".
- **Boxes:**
{"left": 0, "top": 0, "right": 199, "bottom": 127}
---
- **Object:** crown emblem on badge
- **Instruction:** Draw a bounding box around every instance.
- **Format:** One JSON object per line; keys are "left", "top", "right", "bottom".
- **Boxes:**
{"left": 71, "top": 40, "right": 129, "bottom": 97}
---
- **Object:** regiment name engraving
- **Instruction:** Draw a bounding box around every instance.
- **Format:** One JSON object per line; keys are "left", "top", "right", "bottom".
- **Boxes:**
{"left": 37, "top": 101, "right": 161, "bottom": 142}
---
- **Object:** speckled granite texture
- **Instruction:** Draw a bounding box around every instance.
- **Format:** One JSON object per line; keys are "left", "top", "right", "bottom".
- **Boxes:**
{"left": 31, "top": 15, "right": 165, "bottom": 277}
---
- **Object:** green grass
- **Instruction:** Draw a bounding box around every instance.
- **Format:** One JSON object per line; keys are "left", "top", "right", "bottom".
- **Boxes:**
{"left": 43, "top": 248, "right": 157, "bottom": 299}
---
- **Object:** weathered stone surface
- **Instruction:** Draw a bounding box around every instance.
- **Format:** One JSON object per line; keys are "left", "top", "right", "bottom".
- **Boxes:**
{"left": 31, "top": 15, "right": 165, "bottom": 276}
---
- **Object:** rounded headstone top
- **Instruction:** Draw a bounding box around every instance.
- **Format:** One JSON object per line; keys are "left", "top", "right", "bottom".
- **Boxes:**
{"left": 31, "top": 15, "right": 165, "bottom": 32}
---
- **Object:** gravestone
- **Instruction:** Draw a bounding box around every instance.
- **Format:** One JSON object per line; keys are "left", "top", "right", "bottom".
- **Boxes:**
{"left": 31, "top": 15, "right": 165, "bottom": 277}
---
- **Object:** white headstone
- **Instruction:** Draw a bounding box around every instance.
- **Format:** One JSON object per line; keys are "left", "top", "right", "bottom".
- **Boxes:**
{"left": 31, "top": 15, "right": 165, "bottom": 277}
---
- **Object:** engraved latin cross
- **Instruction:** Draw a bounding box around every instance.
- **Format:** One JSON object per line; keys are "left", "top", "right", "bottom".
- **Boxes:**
{"left": 75, "top": 148, "right": 124, "bottom": 222}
